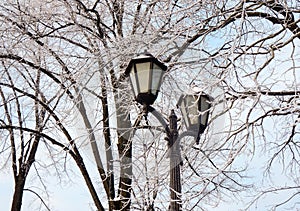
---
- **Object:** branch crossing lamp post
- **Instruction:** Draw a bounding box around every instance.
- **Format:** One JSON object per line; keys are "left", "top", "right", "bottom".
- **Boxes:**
{"left": 125, "top": 52, "right": 212, "bottom": 211}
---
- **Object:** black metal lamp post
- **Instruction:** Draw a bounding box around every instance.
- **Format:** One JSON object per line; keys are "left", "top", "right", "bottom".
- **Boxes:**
{"left": 125, "top": 52, "right": 212, "bottom": 211}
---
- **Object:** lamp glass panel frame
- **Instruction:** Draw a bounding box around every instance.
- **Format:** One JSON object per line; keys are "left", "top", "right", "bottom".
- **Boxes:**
{"left": 151, "top": 63, "right": 164, "bottom": 95}
{"left": 135, "top": 62, "right": 151, "bottom": 94}
{"left": 129, "top": 67, "right": 138, "bottom": 98}
{"left": 180, "top": 100, "right": 190, "bottom": 129}
{"left": 199, "top": 95, "right": 211, "bottom": 126}
{"left": 186, "top": 95, "right": 199, "bottom": 126}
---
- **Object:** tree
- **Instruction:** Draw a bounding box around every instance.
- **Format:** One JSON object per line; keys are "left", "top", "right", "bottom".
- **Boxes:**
{"left": 0, "top": 0, "right": 299, "bottom": 210}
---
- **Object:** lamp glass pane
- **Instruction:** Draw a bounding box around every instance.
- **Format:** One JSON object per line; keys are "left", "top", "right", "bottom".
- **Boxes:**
{"left": 200, "top": 96, "right": 210, "bottom": 125}
{"left": 129, "top": 67, "right": 138, "bottom": 97}
{"left": 136, "top": 62, "right": 151, "bottom": 93}
{"left": 180, "top": 100, "right": 190, "bottom": 128}
{"left": 151, "top": 64, "right": 164, "bottom": 95}
{"left": 186, "top": 95, "right": 199, "bottom": 125}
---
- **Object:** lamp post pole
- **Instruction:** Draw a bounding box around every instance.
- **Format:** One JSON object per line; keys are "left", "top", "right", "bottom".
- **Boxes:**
{"left": 125, "top": 52, "right": 212, "bottom": 210}
{"left": 169, "top": 109, "right": 182, "bottom": 211}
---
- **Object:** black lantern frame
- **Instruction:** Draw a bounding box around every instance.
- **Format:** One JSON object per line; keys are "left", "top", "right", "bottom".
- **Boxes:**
{"left": 125, "top": 52, "right": 167, "bottom": 105}
{"left": 177, "top": 93, "right": 212, "bottom": 134}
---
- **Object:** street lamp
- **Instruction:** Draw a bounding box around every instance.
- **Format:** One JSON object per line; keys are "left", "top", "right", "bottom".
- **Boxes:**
{"left": 125, "top": 52, "right": 212, "bottom": 211}
{"left": 177, "top": 93, "right": 212, "bottom": 143}
{"left": 125, "top": 51, "right": 167, "bottom": 106}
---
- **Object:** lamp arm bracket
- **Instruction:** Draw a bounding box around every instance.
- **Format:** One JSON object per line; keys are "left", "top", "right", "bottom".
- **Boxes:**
{"left": 177, "top": 130, "right": 200, "bottom": 145}
{"left": 147, "top": 105, "right": 171, "bottom": 137}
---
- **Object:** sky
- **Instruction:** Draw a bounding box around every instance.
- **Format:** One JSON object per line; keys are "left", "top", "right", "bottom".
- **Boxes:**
{"left": 1, "top": 1, "right": 300, "bottom": 211}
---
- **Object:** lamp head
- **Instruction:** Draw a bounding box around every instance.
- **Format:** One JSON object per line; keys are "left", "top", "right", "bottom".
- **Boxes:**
{"left": 177, "top": 92, "right": 212, "bottom": 134}
{"left": 125, "top": 52, "right": 167, "bottom": 105}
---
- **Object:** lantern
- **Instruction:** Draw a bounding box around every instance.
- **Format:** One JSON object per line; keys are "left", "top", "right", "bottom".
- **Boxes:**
{"left": 177, "top": 93, "right": 212, "bottom": 134}
{"left": 125, "top": 52, "right": 167, "bottom": 105}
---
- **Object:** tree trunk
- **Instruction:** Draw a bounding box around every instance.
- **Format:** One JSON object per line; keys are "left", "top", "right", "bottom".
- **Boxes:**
{"left": 11, "top": 174, "right": 26, "bottom": 211}
{"left": 117, "top": 135, "right": 132, "bottom": 210}
{"left": 115, "top": 83, "right": 133, "bottom": 210}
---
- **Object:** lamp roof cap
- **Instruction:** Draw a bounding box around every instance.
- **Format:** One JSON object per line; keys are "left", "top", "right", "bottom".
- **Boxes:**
{"left": 125, "top": 51, "right": 167, "bottom": 75}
